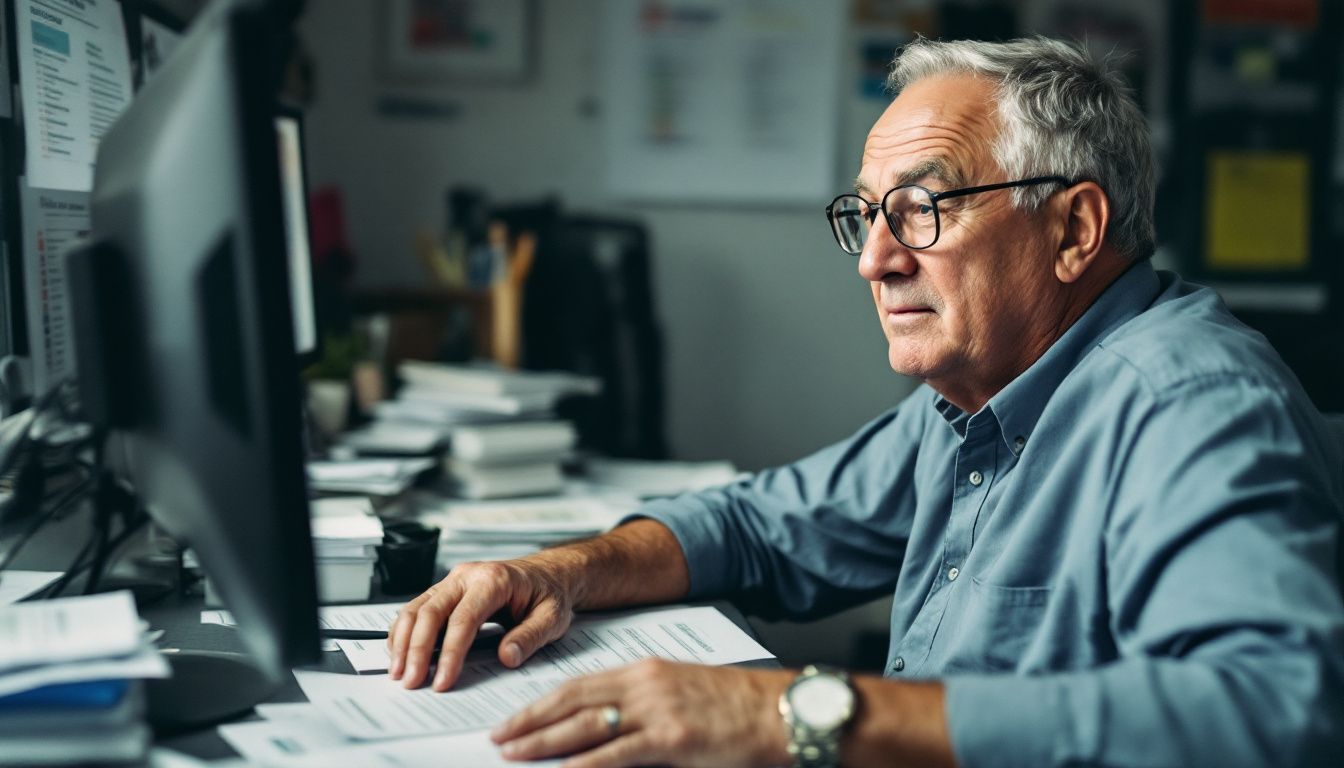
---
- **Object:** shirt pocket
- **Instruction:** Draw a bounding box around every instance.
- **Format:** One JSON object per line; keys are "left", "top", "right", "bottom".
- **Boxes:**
{"left": 951, "top": 576, "right": 1053, "bottom": 672}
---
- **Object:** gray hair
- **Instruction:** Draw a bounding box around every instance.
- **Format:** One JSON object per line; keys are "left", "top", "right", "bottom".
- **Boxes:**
{"left": 887, "top": 37, "right": 1156, "bottom": 261}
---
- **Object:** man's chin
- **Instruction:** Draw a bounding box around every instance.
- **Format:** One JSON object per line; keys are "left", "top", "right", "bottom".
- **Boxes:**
{"left": 886, "top": 344, "right": 937, "bottom": 379}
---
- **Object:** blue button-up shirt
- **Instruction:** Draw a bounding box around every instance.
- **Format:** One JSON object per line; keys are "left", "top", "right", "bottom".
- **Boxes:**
{"left": 637, "top": 262, "right": 1344, "bottom": 767}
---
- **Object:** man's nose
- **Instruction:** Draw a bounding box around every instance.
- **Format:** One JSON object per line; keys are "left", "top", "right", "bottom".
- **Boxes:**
{"left": 857, "top": 217, "right": 918, "bottom": 283}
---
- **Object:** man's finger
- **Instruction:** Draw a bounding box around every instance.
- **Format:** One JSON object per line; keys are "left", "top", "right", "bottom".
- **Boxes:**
{"left": 498, "top": 707, "right": 620, "bottom": 762}
{"left": 388, "top": 588, "right": 448, "bottom": 680}
{"left": 553, "top": 734, "right": 650, "bottom": 768}
{"left": 401, "top": 592, "right": 461, "bottom": 689}
{"left": 497, "top": 602, "right": 568, "bottom": 669}
{"left": 431, "top": 590, "right": 508, "bottom": 691}
{"left": 492, "top": 673, "right": 621, "bottom": 743}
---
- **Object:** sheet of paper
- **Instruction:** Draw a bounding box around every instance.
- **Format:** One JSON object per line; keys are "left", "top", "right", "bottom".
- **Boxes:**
{"left": 14, "top": 0, "right": 134, "bottom": 191}
{"left": 318, "top": 602, "right": 404, "bottom": 633}
{"left": 220, "top": 708, "right": 557, "bottom": 767}
{"left": 0, "top": 570, "right": 63, "bottom": 604}
{"left": 0, "top": 641, "right": 169, "bottom": 698}
{"left": 303, "top": 605, "right": 773, "bottom": 740}
{"left": 0, "top": 590, "right": 140, "bottom": 671}
{"left": 1205, "top": 150, "right": 1310, "bottom": 270}
{"left": 255, "top": 702, "right": 321, "bottom": 721}
{"left": 20, "top": 184, "right": 90, "bottom": 393}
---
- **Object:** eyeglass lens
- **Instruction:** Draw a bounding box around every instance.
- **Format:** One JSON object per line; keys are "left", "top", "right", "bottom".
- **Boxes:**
{"left": 828, "top": 186, "right": 938, "bottom": 254}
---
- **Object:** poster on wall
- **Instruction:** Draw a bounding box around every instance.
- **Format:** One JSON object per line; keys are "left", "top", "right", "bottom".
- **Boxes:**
{"left": 602, "top": 0, "right": 844, "bottom": 205}
{"left": 381, "top": 0, "right": 532, "bottom": 82}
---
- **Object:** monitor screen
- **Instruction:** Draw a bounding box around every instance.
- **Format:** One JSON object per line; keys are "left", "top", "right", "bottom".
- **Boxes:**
{"left": 275, "top": 111, "right": 317, "bottom": 359}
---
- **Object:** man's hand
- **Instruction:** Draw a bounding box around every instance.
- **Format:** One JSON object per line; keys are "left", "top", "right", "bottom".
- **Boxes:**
{"left": 386, "top": 520, "right": 691, "bottom": 692}
{"left": 387, "top": 558, "right": 577, "bottom": 691}
{"left": 490, "top": 659, "right": 793, "bottom": 768}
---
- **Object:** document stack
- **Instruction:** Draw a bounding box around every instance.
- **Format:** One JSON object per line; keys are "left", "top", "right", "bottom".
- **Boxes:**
{"left": 307, "top": 457, "right": 437, "bottom": 497}
{"left": 310, "top": 497, "right": 384, "bottom": 603}
{"left": 0, "top": 591, "right": 170, "bottom": 766}
{"left": 370, "top": 362, "right": 599, "bottom": 443}
{"left": 445, "top": 420, "right": 577, "bottom": 499}
{"left": 419, "top": 495, "right": 634, "bottom": 570}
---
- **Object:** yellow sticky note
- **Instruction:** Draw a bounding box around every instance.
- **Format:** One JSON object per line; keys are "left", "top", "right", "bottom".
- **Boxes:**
{"left": 1205, "top": 151, "right": 1310, "bottom": 270}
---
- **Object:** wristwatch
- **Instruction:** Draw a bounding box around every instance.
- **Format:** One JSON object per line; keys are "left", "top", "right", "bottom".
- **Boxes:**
{"left": 778, "top": 664, "right": 857, "bottom": 768}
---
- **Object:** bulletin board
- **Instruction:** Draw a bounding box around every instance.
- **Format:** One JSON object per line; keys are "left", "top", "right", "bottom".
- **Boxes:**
{"left": 601, "top": 0, "right": 845, "bottom": 205}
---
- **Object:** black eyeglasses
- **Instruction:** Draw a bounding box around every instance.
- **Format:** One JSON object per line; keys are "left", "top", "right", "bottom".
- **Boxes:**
{"left": 825, "top": 176, "right": 1072, "bottom": 254}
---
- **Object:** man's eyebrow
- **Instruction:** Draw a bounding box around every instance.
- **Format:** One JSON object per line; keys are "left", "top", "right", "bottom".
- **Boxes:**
{"left": 855, "top": 158, "right": 962, "bottom": 197}
{"left": 895, "top": 158, "right": 961, "bottom": 189}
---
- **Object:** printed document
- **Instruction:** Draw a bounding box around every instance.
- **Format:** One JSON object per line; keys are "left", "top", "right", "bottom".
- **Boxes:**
{"left": 298, "top": 604, "right": 774, "bottom": 740}
{"left": 0, "top": 570, "right": 62, "bottom": 605}
{"left": 0, "top": 590, "right": 140, "bottom": 671}
{"left": 221, "top": 704, "right": 559, "bottom": 767}
{"left": 20, "top": 184, "right": 89, "bottom": 393}
{"left": 14, "top": 0, "right": 134, "bottom": 191}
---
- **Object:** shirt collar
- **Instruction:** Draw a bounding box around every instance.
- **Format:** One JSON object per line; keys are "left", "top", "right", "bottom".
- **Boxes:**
{"left": 933, "top": 260, "right": 1162, "bottom": 452}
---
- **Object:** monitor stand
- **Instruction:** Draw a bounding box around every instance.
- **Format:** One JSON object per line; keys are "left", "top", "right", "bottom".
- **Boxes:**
{"left": 146, "top": 651, "right": 280, "bottom": 734}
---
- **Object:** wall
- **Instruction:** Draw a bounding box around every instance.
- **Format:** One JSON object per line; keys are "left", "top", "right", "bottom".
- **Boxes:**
{"left": 296, "top": 0, "right": 920, "bottom": 472}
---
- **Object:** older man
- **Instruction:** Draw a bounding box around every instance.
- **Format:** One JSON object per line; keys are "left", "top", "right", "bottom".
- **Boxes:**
{"left": 388, "top": 38, "right": 1344, "bottom": 767}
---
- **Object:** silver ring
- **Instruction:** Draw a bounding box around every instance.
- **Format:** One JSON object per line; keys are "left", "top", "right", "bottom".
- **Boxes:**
{"left": 600, "top": 704, "right": 621, "bottom": 735}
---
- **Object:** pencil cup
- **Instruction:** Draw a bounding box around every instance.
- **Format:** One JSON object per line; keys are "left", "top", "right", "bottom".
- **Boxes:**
{"left": 376, "top": 520, "right": 441, "bottom": 596}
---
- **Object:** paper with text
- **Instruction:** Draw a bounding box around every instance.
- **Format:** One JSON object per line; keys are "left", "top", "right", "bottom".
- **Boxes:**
{"left": 300, "top": 604, "right": 773, "bottom": 740}
{"left": 14, "top": 0, "right": 134, "bottom": 191}
{"left": 0, "top": 570, "right": 62, "bottom": 605}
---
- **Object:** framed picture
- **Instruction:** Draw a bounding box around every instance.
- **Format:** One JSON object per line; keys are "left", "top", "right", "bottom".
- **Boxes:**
{"left": 381, "top": 0, "right": 533, "bottom": 83}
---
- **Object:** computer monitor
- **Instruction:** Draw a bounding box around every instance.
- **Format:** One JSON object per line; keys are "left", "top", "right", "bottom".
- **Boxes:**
{"left": 65, "top": 0, "right": 318, "bottom": 724}
{"left": 275, "top": 106, "right": 319, "bottom": 363}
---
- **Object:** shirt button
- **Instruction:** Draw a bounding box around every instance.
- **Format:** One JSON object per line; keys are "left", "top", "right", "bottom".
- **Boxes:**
{"left": 968, "top": 470, "right": 983, "bottom": 486}
{"left": 1014, "top": 436, "right": 1026, "bottom": 452}
{"left": 948, "top": 567, "right": 960, "bottom": 582}
{"left": 892, "top": 657, "right": 905, "bottom": 672}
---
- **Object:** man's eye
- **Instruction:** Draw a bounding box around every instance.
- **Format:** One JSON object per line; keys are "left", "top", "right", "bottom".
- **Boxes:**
{"left": 917, "top": 204, "right": 933, "bottom": 215}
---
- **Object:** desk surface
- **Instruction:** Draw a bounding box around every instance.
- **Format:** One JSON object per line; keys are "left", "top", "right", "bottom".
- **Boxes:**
{"left": 3, "top": 504, "right": 775, "bottom": 762}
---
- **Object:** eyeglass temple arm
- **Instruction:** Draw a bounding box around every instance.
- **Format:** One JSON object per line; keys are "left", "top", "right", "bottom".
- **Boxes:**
{"left": 932, "top": 175, "right": 1072, "bottom": 202}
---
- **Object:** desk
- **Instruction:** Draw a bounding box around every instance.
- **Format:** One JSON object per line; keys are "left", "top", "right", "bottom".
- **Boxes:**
{"left": 3, "top": 511, "right": 775, "bottom": 762}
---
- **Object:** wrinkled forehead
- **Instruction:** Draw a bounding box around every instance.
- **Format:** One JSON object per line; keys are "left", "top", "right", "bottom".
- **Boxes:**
{"left": 857, "top": 74, "right": 1000, "bottom": 195}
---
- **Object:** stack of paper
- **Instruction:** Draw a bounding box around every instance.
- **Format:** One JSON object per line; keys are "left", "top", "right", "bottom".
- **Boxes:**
{"left": 581, "top": 458, "right": 742, "bottom": 498}
{"left": 311, "top": 498, "right": 384, "bottom": 603}
{"left": 445, "top": 421, "right": 577, "bottom": 500}
{"left": 213, "top": 605, "right": 772, "bottom": 767}
{"left": 0, "top": 591, "right": 170, "bottom": 766}
{"left": 361, "top": 363, "right": 599, "bottom": 482}
{"left": 307, "top": 458, "right": 437, "bottom": 496}
{"left": 418, "top": 495, "right": 633, "bottom": 569}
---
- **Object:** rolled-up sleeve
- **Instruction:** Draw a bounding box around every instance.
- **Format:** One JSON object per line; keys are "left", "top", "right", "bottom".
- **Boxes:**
{"left": 628, "top": 394, "right": 929, "bottom": 620}
{"left": 945, "top": 381, "right": 1344, "bottom": 767}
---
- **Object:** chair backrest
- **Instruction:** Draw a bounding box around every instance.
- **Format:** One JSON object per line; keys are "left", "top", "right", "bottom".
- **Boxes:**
{"left": 520, "top": 214, "right": 668, "bottom": 459}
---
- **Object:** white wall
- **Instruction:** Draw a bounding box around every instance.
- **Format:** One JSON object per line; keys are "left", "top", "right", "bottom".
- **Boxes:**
{"left": 297, "top": 0, "right": 919, "bottom": 471}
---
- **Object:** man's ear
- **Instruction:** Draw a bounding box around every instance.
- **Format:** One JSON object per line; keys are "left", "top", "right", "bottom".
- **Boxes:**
{"left": 1054, "top": 181, "right": 1109, "bottom": 284}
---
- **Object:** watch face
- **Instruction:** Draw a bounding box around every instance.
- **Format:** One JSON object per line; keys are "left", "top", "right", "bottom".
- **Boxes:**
{"left": 789, "top": 674, "right": 853, "bottom": 730}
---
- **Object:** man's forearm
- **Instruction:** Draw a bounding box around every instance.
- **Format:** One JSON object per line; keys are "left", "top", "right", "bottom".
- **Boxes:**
{"left": 523, "top": 518, "right": 691, "bottom": 611}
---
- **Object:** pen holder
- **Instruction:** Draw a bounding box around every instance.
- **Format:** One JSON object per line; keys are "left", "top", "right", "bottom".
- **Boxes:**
{"left": 375, "top": 520, "right": 440, "bottom": 596}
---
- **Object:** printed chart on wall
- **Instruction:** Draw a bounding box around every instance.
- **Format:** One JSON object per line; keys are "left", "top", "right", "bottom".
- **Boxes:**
{"left": 602, "top": 0, "right": 844, "bottom": 205}
{"left": 14, "top": 0, "right": 134, "bottom": 192}
{"left": 21, "top": 184, "right": 89, "bottom": 394}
